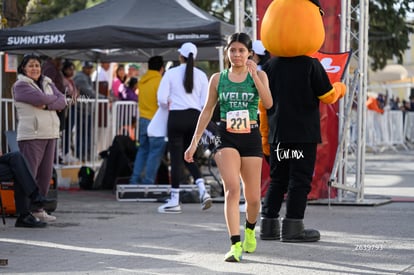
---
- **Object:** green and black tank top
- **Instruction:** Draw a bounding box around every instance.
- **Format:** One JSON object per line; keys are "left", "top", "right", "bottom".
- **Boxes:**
{"left": 217, "top": 69, "right": 259, "bottom": 121}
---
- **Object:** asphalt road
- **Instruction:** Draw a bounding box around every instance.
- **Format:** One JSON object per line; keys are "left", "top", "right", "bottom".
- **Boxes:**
{"left": 0, "top": 149, "right": 413, "bottom": 275}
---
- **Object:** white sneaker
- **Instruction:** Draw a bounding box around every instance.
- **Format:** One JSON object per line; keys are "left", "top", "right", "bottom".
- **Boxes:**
{"left": 200, "top": 191, "right": 212, "bottom": 210}
{"left": 32, "top": 210, "right": 56, "bottom": 222}
{"left": 158, "top": 200, "right": 182, "bottom": 214}
{"left": 62, "top": 153, "right": 79, "bottom": 164}
{"left": 238, "top": 203, "right": 262, "bottom": 213}
{"left": 239, "top": 203, "right": 246, "bottom": 213}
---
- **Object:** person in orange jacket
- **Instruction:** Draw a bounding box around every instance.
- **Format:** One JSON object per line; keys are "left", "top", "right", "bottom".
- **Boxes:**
{"left": 366, "top": 96, "right": 384, "bottom": 114}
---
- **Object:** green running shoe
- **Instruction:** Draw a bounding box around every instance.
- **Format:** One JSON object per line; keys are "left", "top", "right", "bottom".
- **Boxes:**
{"left": 224, "top": 242, "right": 243, "bottom": 262}
{"left": 243, "top": 228, "right": 257, "bottom": 253}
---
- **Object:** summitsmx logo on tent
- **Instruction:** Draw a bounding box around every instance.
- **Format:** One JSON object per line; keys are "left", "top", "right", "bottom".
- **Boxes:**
{"left": 167, "top": 33, "right": 209, "bottom": 40}
{"left": 7, "top": 34, "right": 66, "bottom": 46}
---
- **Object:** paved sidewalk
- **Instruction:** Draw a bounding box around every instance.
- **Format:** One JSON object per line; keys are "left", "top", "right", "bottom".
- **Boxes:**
{"left": 0, "top": 149, "right": 413, "bottom": 274}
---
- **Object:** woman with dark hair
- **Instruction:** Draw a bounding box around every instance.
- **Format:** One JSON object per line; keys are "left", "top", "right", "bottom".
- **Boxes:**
{"left": 184, "top": 33, "right": 272, "bottom": 262}
{"left": 62, "top": 60, "right": 78, "bottom": 100}
{"left": 61, "top": 59, "right": 79, "bottom": 163}
{"left": 157, "top": 42, "right": 212, "bottom": 214}
{"left": 119, "top": 77, "right": 138, "bottom": 101}
{"left": 12, "top": 53, "right": 66, "bottom": 222}
{"left": 112, "top": 64, "right": 127, "bottom": 99}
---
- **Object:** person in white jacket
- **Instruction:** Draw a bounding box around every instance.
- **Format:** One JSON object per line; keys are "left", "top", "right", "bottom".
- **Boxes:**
{"left": 157, "top": 42, "right": 212, "bottom": 214}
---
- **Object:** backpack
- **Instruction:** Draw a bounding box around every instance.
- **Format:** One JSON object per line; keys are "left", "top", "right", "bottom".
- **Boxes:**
{"left": 78, "top": 166, "right": 95, "bottom": 190}
{"left": 101, "top": 135, "right": 137, "bottom": 190}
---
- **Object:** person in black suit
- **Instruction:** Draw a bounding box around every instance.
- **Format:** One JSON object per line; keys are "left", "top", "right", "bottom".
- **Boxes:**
{"left": 0, "top": 151, "right": 55, "bottom": 228}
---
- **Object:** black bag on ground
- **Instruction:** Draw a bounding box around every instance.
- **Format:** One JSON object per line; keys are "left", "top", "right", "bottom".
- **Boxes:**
{"left": 100, "top": 135, "right": 137, "bottom": 190}
{"left": 93, "top": 155, "right": 107, "bottom": 190}
{"left": 78, "top": 166, "right": 95, "bottom": 190}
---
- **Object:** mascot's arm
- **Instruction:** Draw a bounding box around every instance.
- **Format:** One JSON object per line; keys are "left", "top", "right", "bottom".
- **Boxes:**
{"left": 258, "top": 100, "right": 270, "bottom": 157}
{"left": 318, "top": 82, "right": 346, "bottom": 104}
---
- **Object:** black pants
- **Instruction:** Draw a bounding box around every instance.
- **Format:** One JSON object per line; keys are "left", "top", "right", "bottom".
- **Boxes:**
{"left": 167, "top": 109, "right": 202, "bottom": 189}
{"left": 261, "top": 142, "right": 317, "bottom": 219}
{"left": 0, "top": 152, "right": 38, "bottom": 215}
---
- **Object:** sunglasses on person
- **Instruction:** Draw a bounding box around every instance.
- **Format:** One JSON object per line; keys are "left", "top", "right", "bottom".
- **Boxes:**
{"left": 23, "top": 53, "right": 40, "bottom": 59}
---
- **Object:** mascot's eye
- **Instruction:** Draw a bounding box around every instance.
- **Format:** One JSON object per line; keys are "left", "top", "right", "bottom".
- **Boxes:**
{"left": 319, "top": 8, "right": 324, "bottom": 16}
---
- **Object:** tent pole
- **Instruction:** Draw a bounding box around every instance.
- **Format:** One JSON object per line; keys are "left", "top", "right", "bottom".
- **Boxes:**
{"left": 218, "top": 46, "right": 224, "bottom": 71}
{"left": 235, "top": 1, "right": 240, "bottom": 32}
{"left": 93, "top": 59, "right": 99, "bottom": 169}
{"left": 251, "top": 0, "right": 257, "bottom": 40}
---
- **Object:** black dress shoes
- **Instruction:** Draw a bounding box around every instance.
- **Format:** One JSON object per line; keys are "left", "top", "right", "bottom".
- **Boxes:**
{"left": 30, "top": 194, "right": 56, "bottom": 210}
{"left": 15, "top": 213, "right": 47, "bottom": 228}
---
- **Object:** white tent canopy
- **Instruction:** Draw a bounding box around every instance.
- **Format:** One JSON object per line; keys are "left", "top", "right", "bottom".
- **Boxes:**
{"left": 369, "top": 64, "right": 409, "bottom": 83}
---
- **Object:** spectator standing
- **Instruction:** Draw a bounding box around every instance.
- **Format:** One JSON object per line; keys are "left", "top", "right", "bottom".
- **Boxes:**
{"left": 42, "top": 57, "right": 64, "bottom": 92}
{"left": 367, "top": 95, "right": 384, "bottom": 114}
{"left": 61, "top": 60, "right": 79, "bottom": 163}
{"left": 92, "top": 61, "right": 112, "bottom": 154}
{"left": 118, "top": 77, "right": 139, "bottom": 140}
{"left": 112, "top": 64, "right": 127, "bottom": 100}
{"left": 127, "top": 63, "right": 140, "bottom": 80}
{"left": 130, "top": 56, "right": 165, "bottom": 185}
{"left": 73, "top": 61, "right": 95, "bottom": 160}
{"left": 12, "top": 53, "right": 66, "bottom": 222}
{"left": 377, "top": 93, "right": 386, "bottom": 109}
{"left": 42, "top": 57, "right": 66, "bottom": 132}
{"left": 119, "top": 77, "right": 138, "bottom": 102}
{"left": 184, "top": 33, "right": 272, "bottom": 262}
{"left": 157, "top": 42, "right": 212, "bottom": 214}
{"left": 74, "top": 61, "right": 96, "bottom": 98}
{"left": 401, "top": 99, "right": 411, "bottom": 112}
{"left": 92, "top": 62, "right": 111, "bottom": 97}
{"left": 389, "top": 96, "right": 400, "bottom": 110}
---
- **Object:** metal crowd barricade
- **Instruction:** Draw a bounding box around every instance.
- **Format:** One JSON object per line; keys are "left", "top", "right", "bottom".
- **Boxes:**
{"left": 388, "top": 110, "right": 408, "bottom": 150}
{"left": 404, "top": 112, "right": 414, "bottom": 146}
{"left": 0, "top": 97, "right": 138, "bottom": 167}
{"left": 365, "top": 110, "right": 380, "bottom": 151}
{"left": 65, "top": 99, "right": 139, "bottom": 169}
{"left": 365, "top": 109, "right": 410, "bottom": 152}
{"left": 0, "top": 96, "right": 114, "bottom": 168}
{"left": 111, "top": 101, "right": 139, "bottom": 142}
{"left": 329, "top": 71, "right": 410, "bottom": 204}
{"left": 59, "top": 97, "right": 112, "bottom": 167}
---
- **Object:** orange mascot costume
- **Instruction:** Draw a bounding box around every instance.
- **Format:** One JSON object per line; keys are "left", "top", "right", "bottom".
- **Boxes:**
{"left": 259, "top": 0, "right": 346, "bottom": 242}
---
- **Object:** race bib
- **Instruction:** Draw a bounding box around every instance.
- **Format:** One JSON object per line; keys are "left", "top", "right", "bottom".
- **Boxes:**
{"left": 226, "top": 110, "right": 250, "bottom": 133}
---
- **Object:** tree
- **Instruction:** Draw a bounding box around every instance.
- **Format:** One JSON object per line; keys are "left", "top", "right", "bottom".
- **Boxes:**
{"left": 191, "top": 0, "right": 233, "bottom": 23}
{"left": 367, "top": 0, "right": 414, "bottom": 70}
{"left": 25, "top": 0, "right": 104, "bottom": 24}
{"left": 1, "top": 0, "right": 30, "bottom": 28}
{"left": 193, "top": 0, "right": 414, "bottom": 71}
{"left": 2, "top": 0, "right": 413, "bottom": 71}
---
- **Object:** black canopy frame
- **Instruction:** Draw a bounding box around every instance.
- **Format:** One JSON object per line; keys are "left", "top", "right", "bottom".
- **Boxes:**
{"left": 0, "top": 0, "right": 234, "bottom": 62}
